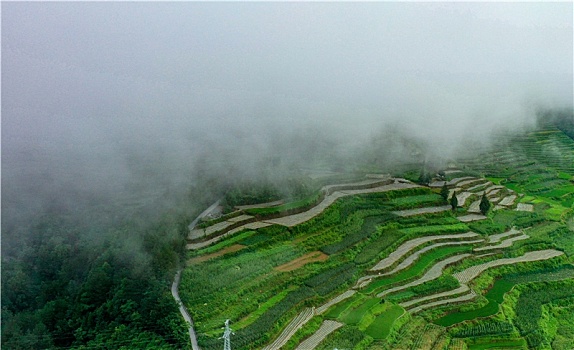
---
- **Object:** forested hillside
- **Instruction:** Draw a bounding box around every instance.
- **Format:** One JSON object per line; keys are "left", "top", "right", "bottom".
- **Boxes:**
{"left": 1, "top": 192, "right": 203, "bottom": 349}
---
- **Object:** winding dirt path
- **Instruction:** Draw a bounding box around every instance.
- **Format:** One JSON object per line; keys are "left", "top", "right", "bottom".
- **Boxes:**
{"left": 171, "top": 271, "right": 200, "bottom": 350}
{"left": 176, "top": 199, "right": 223, "bottom": 350}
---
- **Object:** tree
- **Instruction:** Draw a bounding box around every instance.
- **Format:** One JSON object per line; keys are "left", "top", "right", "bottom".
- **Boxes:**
{"left": 418, "top": 170, "right": 432, "bottom": 185}
{"left": 450, "top": 191, "right": 458, "bottom": 211}
{"left": 479, "top": 194, "right": 491, "bottom": 215}
{"left": 440, "top": 183, "right": 449, "bottom": 202}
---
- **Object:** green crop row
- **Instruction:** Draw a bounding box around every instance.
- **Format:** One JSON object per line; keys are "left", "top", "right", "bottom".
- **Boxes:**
{"left": 303, "top": 262, "right": 355, "bottom": 288}
{"left": 189, "top": 229, "right": 255, "bottom": 257}
{"left": 238, "top": 224, "right": 290, "bottom": 247}
{"left": 396, "top": 214, "right": 461, "bottom": 228}
{"left": 321, "top": 214, "right": 395, "bottom": 255}
{"left": 451, "top": 321, "right": 515, "bottom": 338}
{"left": 354, "top": 228, "right": 404, "bottom": 265}
{"left": 315, "top": 325, "right": 367, "bottom": 350}
{"left": 340, "top": 298, "right": 381, "bottom": 325}
{"left": 389, "top": 194, "right": 445, "bottom": 210}
{"left": 198, "top": 286, "right": 316, "bottom": 350}
{"left": 364, "top": 304, "right": 405, "bottom": 339}
{"left": 399, "top": 223, "right": 469, "bottom": 236}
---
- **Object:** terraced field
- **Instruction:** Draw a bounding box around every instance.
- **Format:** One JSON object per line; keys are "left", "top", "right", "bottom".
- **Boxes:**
{"left": 178, "top": 125, "right": 573, "bottom": 350}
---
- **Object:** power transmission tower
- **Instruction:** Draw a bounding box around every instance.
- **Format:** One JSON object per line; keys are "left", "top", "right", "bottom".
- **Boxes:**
{"left": 221, "top": 319, "right": 234, "bottom": 350}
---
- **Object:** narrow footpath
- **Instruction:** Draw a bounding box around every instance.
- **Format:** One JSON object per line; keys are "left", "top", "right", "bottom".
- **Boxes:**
{"left": 174, "top": 199, "right": 222, "bottom": 350}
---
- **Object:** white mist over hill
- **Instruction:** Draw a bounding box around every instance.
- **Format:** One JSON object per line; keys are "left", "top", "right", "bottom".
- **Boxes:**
{"left": 3, "top": 2, "right": 572, "bottom": 235}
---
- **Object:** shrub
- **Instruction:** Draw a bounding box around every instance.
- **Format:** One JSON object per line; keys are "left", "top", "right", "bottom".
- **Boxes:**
{"left": 451, "top": 321, "right": 514, "bottom": 338}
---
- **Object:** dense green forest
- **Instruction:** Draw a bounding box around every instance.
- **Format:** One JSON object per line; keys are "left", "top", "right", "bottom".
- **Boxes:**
{"left": 2, "top": 210, "right": 190, "bottom": 349}
{"left": 0, "top": 172, "right": 229, "bottom": 350}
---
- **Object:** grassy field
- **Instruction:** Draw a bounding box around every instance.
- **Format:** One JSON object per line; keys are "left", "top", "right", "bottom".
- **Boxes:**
{"left": 364, "top": 304, "right": 404, "bottom": 339}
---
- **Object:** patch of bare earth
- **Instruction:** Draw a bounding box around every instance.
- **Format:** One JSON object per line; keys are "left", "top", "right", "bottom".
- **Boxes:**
{"left": 275, "top": 251, "right": 328, "bottom": 272}
{"left": 187, "top": 244, "right": 246, "bottom": 264}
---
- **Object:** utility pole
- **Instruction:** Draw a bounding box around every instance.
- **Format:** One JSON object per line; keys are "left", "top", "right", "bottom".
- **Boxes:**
{"left": 221, "top": 319, "right": 233, "bottom": 350}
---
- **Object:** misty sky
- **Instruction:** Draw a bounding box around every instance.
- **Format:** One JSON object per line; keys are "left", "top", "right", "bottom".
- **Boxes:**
{"left": 2, "top": 2, "right": 573, "bottom": 228}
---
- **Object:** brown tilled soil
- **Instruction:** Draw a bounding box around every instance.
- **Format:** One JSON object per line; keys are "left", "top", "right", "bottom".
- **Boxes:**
{"left": 275, "top": 251, "right": 328, "bottom": 272}
{"left": 187, "top": 244, "right": 246, "bottom": 264}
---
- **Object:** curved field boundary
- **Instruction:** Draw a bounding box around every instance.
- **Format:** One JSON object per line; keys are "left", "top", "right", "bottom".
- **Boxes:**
{"left": 235, "top": 200, "right": 285, "bottom": 210}
{"left": 294, "top": 320, "right": 343, "bottom": 350}
{"left": 323, "top": 178, "right": 392, "bottom": 195}
{"left": 408, "top": 290, "right": 478, "bottom": 314}
{"left": 457, "top": 178, "right": 488, "bottom": 189}
{"left": 262, "top": 307, "right": 315, "bottom": 350}
{"left": 464, "top": 184, "right": 505, "bottom": 213}
{"left": 467, "top": 181, "right": 492, "bottom": 192}
{"left": 456, "top": 191, "right": 474, "bottom": 206}
{"left": 489, "top": 197, "right": 502, "bottom": 204}
{"left": 487, "top": 228, "right": 521, "bottom": 243}
{"left": 400, "top": 285, "right": 470, "bottom": 309}
{"left": 457, "top": 214, "right": 487, "bottom": 223}
{"left": 263, "top": 192, "right": 347, "bottom": 227}
{"left": 453, "top": 249, "right": 564, "bottom": 284}
{"left": 392, "top": 205, "right": 451, "bottom": 217}
{"left": 448, "top": 188, "right": 462, "bottom": 198}
{"left": 385, "top": 240, "right": 483, "bottom": 276}
{"left": 516, "top": 203, "right": 534, "bottom": 212}
{"left": 264, "top": 181, "right": 420, "bottom": 227}
{"left": 485, "top": 186, "right": 505, "bottom": 195}
{"left": 188, "top": 177, "right": 405, "bottom": 244}
{"left": 468, "top": 199, "right": 481, "bottom": 213}
{"left": 473, "top": 234, "right": 529, "bottom": 251}
{"left": 369, "top": 232, "right": 479, "bottom": 272}
{"left": 188, "top": 215, "right": 256, "bottom": 241}
{"left": 356, "top": 239, "right": 483, "bottom": 289}
{"left": 498, "top": 195, "right": 517, "bottom": 207}
{"left": 376, "top": 253, "right": 472, "bottom": 298}
{"left": 401, "top": 249, "right": 563, "bottom": 313}
{"left": 187, "top": 244, "right": 246, "bottom": 264}
{"left": 429, "top": 177, "right": 475, "bottom": 188}
{"left": 186, "top": 221, "right": 272, "bottom": 250}
{"left": 315, "top": 290, "right": 356, "bottom": 315}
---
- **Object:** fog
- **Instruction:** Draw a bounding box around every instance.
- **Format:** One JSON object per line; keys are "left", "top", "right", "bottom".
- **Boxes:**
{"left": 2, "top": 2, "right": 573, "bottom": 243}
